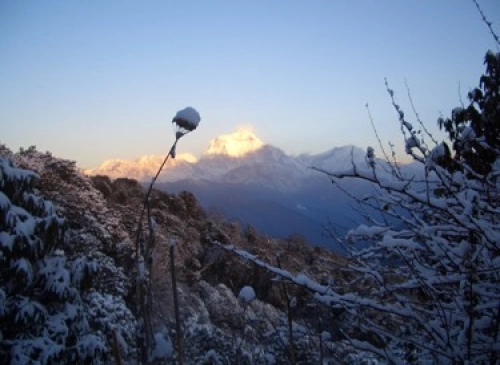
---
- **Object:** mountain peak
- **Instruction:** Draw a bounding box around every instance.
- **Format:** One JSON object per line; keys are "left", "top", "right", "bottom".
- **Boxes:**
{"left": 84, "top": 152, "right": 197, "bottom": 180}
{"left": 204, "top": 129, "right": 264, "bottom": 158}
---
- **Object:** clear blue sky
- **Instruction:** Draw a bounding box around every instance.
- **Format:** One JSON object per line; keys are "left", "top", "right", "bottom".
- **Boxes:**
{"left": 1, "top": 0, "right": 499, "bottom": 169}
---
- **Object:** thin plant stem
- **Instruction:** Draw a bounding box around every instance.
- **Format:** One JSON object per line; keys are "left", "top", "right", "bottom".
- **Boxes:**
{"left": 472, "top": 0, "right": 500, "bottom": 47}
{"left": 134, "top": 136, "right": 181, "bottom": 362}
{"left": 170, "top": 243, "right": 184, "bottom": 365}
{"left": 277, "top": 255, "right": 296, "bottom": 365}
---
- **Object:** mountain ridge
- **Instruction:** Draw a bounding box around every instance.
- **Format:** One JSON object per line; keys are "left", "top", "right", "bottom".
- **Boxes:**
{"left": 83, "top": 129, "right": 419, "bottom": 248}
{"left": 85, "top": 129, "right": 368, "bottom": 186}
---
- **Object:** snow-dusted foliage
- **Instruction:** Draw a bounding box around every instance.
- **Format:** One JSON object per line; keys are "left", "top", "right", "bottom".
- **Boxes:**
{"left": 438, "top": 50, "right": 500, "bottom": 176}
{"left": 84, "top": 290, "right": 137, "bottom": 361}
{"left": 0, "top": 158, "right": 105, "bottom": 364}
{"left": 310, "top": 51, "right": 500, "bottom": 363}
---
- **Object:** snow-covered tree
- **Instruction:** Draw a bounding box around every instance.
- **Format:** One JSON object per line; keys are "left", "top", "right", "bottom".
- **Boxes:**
{"left": 438, "top": 50, "right": 500, "bottom": 176}
{"left": 0, "top": 158, "right": 105, "bottom": 364}
{"left": 310, "top": 50, "right": 500, "bottom": 363}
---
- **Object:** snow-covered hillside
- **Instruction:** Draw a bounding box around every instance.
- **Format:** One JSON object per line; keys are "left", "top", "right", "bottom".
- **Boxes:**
{"left": 1, "top": 145, "right": 363, "bottom": 364}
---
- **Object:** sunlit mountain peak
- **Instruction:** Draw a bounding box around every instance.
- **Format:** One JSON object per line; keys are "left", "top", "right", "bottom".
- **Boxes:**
{"left": 84, "top": 152, "right": 197, "bottom": 180}
{"left": 204, "top": 128, "right": 264, "bottom": 158}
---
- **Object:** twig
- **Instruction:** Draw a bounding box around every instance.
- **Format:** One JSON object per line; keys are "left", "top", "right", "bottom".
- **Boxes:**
{"left": 365, "top": 103, "right": 401, "bottom": 178}
{"left": 134, "top": 137, "right": 180, "bottom": 362}
{"left": 405, "top": 78, "right": 438, "bottom": 146}
{"left": 277, "top": 255, "right": 296, "bottom": 365}
{"left": 170, "top": 241, "right": 184, "bottom": 365}
{"left": 472, "top": 0, "right": 500, "bottom": 47}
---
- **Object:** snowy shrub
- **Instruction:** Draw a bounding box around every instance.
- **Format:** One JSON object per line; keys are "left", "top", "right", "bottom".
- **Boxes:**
{"left": 84, "top": 290, "right": 137, "bottom": 361}
{"left": 310, "top": 50, "right": 500, "bottom": 363}
{"left": 0, "top": 158, "right": 106, "bottom": 364}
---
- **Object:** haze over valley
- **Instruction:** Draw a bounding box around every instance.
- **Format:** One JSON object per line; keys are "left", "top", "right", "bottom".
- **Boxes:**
{"left": 86, "top": 129, "right": 420, "bottom": 249}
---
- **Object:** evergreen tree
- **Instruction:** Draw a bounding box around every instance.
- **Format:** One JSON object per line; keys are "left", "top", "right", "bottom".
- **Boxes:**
{"left": 0, "top": 158, "right": 105, "bottom": 364}
{"left": 438, "top": 51, "right": 500, "bottom": 175}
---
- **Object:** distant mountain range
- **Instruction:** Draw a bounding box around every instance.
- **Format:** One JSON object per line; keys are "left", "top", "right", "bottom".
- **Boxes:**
{"left": 86, "top": 129, "right": 371, "bottom": 188}
{"left": 86, "top": 129, "right": 420, "bottom": 250}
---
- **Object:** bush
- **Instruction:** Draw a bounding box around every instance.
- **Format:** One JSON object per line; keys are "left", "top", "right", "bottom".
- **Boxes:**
{"left": 0, "top": 158, "right": 105, "bottom": 364}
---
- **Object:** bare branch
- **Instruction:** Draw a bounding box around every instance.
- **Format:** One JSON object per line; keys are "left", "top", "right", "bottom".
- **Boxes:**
{"left": 405, "top": 78, "right": 438, "bottom": 146}
{"left": 472, "top": 0, "right": 500, "bottom": 47}
{"left": 365, "top": 103, "right": 402, "bottom": 178}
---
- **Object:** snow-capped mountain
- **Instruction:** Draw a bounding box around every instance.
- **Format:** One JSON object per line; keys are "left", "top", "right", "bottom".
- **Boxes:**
{"left": 86, "top": 129, "right": 417, "bottom": 248}
{"left": 86, "top": 129, "right": 371, "bottom": 188}
{"left": 192, "top": 144, "right": 309, "bottom": 189}
{"left": 86, "top": 129, "right": 267, "bottom": 182}
{"left": 85, "top": 152, "right": 197, "bottom": 181}
{"left": 297, "top": 145, "right": 368, "bottom": 171}
{"left": 205, "top": 128, "right": 264, "bottom": 157}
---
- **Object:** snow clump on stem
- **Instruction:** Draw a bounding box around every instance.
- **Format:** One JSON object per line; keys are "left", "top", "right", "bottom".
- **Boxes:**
{"left": 172, "top": 107, "right": 201, "bottom": 135}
